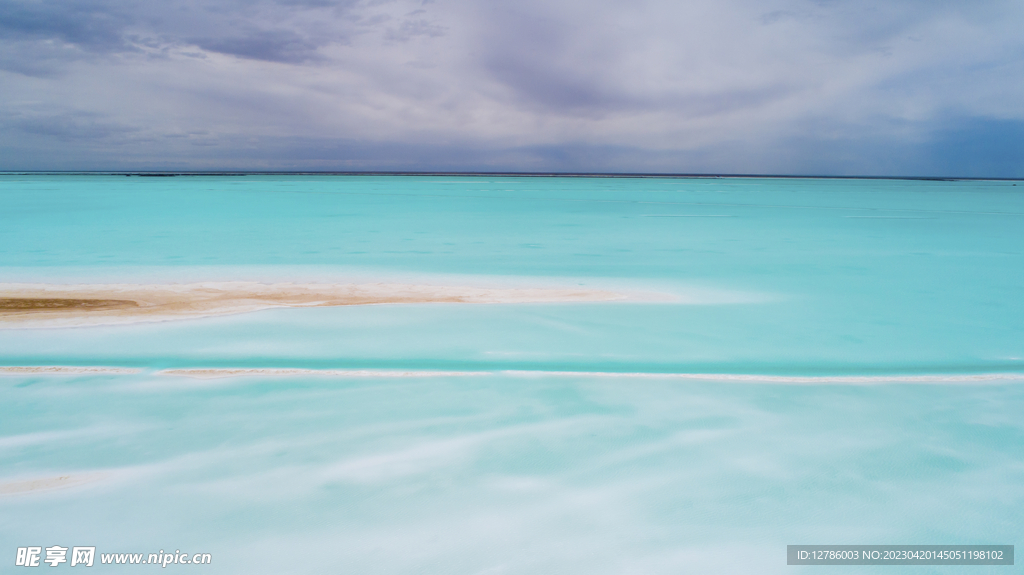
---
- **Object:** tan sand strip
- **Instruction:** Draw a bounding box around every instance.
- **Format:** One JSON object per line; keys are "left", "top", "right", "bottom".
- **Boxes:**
{"left": 0, "top": 298, "right": 138, "bottom": 310}
{"left": 0, "top": 282, "right": 625, "bottom": 328}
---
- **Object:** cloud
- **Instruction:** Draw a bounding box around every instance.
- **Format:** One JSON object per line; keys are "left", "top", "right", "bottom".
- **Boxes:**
{"left": 4, "top": 109, "right": 139, "bottom": 140}
{"left": 385, "top": 17, "right": 446, "bottom": 43}
{"left": 0, "top": 0, "right": 363, "bottom": 64}
{"left": 0, "top": 0, "right": 133, "bottom": 52}
{"left": 190, "top": 29, "right": 323, "bottom": 63}
{"left": 0, "top": 0, "right": 1022, "bottom": 174}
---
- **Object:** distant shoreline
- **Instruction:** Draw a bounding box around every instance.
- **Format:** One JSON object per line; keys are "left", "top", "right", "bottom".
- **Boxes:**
{"left": 3, "top": 171, "right": 1022, "bottom": 181}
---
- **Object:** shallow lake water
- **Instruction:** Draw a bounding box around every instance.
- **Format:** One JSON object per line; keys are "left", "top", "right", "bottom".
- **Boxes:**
{"left": 1, "top": 175, "right": 1021, "bottom": 573}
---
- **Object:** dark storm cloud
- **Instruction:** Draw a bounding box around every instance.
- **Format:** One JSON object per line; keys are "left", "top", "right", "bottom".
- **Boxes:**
{"left": 191, "top": 30, "right": 321, "bottom": 63}
{"left": 0, "top": 0, "right": 361, "bottom": 65}
{"left": 0, "top": 0, "right": 132, "bottom": 51}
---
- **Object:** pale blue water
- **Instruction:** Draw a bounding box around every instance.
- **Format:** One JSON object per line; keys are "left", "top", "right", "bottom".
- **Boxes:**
{"left": 1, "top": 175, "right": 1022, "bottom": 573}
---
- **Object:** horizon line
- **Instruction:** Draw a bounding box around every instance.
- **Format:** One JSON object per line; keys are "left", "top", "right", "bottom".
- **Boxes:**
{"left": 2, "top": 170, "right": 1022, "bottom": 182}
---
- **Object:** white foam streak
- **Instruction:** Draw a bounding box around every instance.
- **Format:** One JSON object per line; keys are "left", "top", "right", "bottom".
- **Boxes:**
{"left": 159, "top": 368, "right": 491, "bottom": 379}
{"left": 501, "top": 370, "right": 1024, "bottom": 384}
{"left": 2, "top": 366, "right": 1022, "bottom": 384}
{"left": 0, "top": 366, "right": 143, "bottom": 375}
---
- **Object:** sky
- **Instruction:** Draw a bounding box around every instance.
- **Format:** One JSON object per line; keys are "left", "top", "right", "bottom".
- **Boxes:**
{"left": 1, "top": 0, "right": 1023, "bottom": 176}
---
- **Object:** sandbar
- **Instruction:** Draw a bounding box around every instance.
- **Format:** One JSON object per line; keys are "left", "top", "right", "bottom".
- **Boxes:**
{"left": 0, "top": 282, "right": 625, "bottom": 328}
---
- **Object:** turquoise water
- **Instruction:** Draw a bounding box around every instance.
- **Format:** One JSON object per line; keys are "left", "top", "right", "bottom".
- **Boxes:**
{"left": 1, "top": 175, "right": 1023, "bottom": 572}
{"left": 2, "top": 174, "right": 1023, "bottom": 374}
